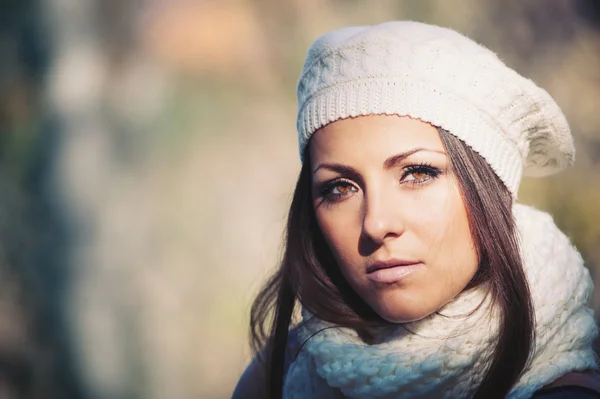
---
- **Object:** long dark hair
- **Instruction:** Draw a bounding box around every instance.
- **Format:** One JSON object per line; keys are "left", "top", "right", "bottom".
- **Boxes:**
{"left": 250, "top": 127, "right": 535, "bottom": 399}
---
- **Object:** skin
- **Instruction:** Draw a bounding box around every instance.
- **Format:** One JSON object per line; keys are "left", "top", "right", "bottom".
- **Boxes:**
{"left": 308, "top": 114, "right": 479, "bottom": 323}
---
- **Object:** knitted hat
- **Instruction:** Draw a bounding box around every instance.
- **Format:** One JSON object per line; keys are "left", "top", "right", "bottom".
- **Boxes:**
{"left": 296, "top": 21, "right": 574, "bottom": 196}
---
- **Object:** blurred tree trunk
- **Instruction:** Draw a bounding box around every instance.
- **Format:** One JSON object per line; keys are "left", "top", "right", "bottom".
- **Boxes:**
{"left": 1, "top": 0, "right": 90, "bottom": 397}
{"left": 42, "top": 0, "right": 138, "bottom": 398}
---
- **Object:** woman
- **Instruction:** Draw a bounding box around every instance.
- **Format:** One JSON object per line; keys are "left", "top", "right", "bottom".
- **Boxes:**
{"left": 233, "top": 21, "right": 599, "bottom": 398}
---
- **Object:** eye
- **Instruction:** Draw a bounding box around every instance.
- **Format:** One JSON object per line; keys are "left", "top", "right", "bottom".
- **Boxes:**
{"left": 318, "top": 179, "right": 358, "bottom": 203}
{"left": 408, "top": 170, "right": 428, "bottom": 180}
{"left": 401, "top": 164, "right": 442, "bottom": 186}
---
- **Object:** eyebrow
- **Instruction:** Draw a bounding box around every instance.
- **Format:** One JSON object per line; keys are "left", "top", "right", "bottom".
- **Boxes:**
{"left": 312, "top": 148, "right": 446, "bottom": 175}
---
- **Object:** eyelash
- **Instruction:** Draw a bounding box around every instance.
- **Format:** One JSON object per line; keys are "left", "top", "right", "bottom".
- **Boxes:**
{"left": 318, "top": 163, "right": 442, "bottom": 204}
{"left": 401, "top": 163, "right": 441, "bottom": 186}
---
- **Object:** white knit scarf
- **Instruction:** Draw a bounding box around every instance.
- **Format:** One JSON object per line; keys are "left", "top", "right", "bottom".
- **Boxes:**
{"left": 283, "top": 204, "right": 598, "bottom": 399}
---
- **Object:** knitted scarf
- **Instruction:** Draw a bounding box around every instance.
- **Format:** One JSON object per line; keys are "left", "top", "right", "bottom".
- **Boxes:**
{"left": 283, "top": 204, "right": 598, "bottom": 399}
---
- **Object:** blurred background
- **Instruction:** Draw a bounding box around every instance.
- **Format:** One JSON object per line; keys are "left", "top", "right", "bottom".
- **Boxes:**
{"left": 1, "top": 0, "right": 599, "bottom": 398}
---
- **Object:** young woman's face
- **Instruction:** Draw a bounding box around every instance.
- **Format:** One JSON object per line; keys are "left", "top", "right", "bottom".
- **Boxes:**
{"left": 309, "top": 115, "right": 478, "bottom": 323}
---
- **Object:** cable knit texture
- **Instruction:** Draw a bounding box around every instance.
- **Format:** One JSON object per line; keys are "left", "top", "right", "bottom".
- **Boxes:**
{"left": 296, "top": 21, "right": 574, "bottom": 197}
{"left": 283, "top": 204, "right": 598, "bottom": 399}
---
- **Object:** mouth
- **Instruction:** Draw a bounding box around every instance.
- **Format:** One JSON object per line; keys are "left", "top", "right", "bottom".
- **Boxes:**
{"left": 366, "top": 259, "right": 422, "bottom": 284}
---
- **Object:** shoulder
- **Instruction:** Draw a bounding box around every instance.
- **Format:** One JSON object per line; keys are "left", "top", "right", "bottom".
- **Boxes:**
{"left": 231, "top": 351, "right": 268, "bottom": 399}
{"left": 532, "top": 386, "right": 600, "bottom": 399}
{"left": 533, "top": 372, "right": 600, "bottom": 399}
{"left": 232, "top": 330, "right": 302, "bottom": 399}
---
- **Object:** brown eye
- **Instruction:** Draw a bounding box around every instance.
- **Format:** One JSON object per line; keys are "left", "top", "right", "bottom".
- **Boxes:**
{"left": 401, "top": 164, "right": 442, "bottom": 186}
{"left": 411, "top": 171, "right": 428, "bottom": 180}
{"left": 319, "top": 179, "right": 358, "bottom": 204}
{"left": 335, "top": 184, "right": 353, "bottom": 194}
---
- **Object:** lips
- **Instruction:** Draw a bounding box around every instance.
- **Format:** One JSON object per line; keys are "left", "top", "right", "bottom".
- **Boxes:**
{"left": 366, "top": 259, "right": 420, "bottom": 274}
{"left": 366, "top": 259, "right": 422, "bottom": 284}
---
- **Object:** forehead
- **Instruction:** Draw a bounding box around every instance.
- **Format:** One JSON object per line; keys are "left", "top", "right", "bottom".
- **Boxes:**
{"left": 308, "top": 115, "right": 443, "bottom": 164}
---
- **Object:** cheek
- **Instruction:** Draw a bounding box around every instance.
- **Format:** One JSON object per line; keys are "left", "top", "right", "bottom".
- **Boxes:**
{"left": 406, "top": 185, "right": 456, "bottom": 244}
{"left": 314, "top": 202, "right": 368, "bottom": 284}
{"left": 426, "top": 187, "right": 478, "bottom": 277}
{"left": 315, "top": 208, "right": 359, "bottom": 266}
{"left": 409, "top": 180, "right": 477, "bottom": 278}
{"left": 446, "top": 187, "right": 476, "bottom": 262}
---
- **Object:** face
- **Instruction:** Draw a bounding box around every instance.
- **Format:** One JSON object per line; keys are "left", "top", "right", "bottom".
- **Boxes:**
{"left": 309, "top": 114, "right": 478, "bottom": 323}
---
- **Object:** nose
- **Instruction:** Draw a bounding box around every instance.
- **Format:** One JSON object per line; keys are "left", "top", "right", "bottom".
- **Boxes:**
{"left": 360, "top": 187, "right": 405, "bottom": 246}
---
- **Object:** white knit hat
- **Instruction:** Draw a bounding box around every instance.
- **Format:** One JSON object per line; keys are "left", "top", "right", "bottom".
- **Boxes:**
{"left": 296, "top": 21, "right": 575, "bottom": 196}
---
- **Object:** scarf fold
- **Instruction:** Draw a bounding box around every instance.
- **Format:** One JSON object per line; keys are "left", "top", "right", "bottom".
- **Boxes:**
{"left": 283, "top": 204, "right": 598, "bottom": 399}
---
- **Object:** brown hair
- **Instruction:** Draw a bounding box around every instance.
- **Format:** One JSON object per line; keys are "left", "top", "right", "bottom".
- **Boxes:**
{"left": 249, "top": 127, "right": 535, "bottom": 399}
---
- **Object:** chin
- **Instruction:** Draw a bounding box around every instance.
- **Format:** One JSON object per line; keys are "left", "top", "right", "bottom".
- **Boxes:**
{"left": 378, "top": 311, "right": 431, "bottom": 324}
{"left": 371, "top": 294, "right": 440, "bottom": 324}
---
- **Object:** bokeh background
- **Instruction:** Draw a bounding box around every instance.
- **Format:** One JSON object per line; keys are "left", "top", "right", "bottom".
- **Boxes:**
{"left": 1, "top": 0, "right": 600, "bottom": 398}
